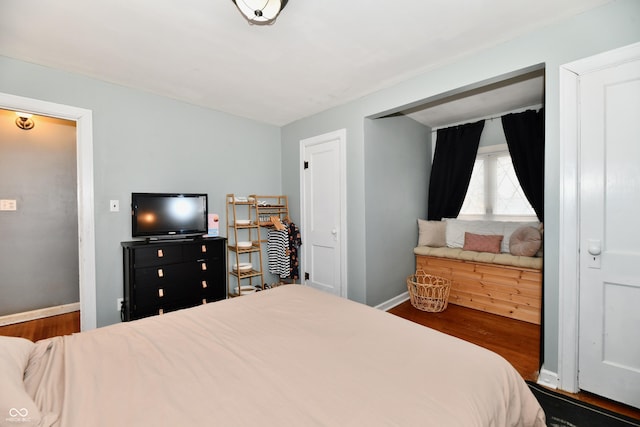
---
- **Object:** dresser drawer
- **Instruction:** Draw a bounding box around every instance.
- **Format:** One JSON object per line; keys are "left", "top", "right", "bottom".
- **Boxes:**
{"left": 133, "top": 262, "right": 201, "bottom": 286}
{"left": 133, "top": 245, "right": 183, "bottom": 267}
{"left": 133, "top": 277, "right": 203, "bottom": 310}
{"left": 183, "top": 240, "right": 224, "bottom": 261}
{"left": 134, "top": 279, "right": 226, "bottom": 314}
{"left": 201, "top": 282, "right": 226, "bottom": 302}
{"left": 131, "top": 299, "right": 201, "bottom": 320}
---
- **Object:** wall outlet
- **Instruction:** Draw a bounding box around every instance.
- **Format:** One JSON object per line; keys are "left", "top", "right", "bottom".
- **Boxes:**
{"left": 110, "top": 200, "right": 120, "bottom": 212}
{"left": 117, "top": 298, "right": 123, "bottom": 311}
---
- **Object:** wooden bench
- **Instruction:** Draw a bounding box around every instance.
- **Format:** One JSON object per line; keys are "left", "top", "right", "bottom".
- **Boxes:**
{"left": 415, "top": 254, "right": 542, "bottom": 324}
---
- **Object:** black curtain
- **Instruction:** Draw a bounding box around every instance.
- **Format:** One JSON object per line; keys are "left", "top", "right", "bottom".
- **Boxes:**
{"left": 427, "top": 120, "right": 485, "bottom": 220}
{"left": 501, "top": 109, "right": 544, "bottom": 221}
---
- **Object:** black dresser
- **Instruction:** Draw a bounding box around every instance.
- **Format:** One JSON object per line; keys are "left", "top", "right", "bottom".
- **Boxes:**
{"left": 121, "top": 237, "right": 227, "bottom": 321}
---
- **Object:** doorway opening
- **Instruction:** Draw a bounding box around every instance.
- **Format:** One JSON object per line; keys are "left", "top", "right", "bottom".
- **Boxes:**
{"left": 0, "top": 92, "right": 96, "bottom": 331}
{"left": 372, "top": 64, "right": 546, "bottom": 374}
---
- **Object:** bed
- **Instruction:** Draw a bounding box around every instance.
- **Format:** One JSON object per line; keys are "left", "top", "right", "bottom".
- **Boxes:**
{"left": 1, "top": 285, "right": 545, "bottom": 426}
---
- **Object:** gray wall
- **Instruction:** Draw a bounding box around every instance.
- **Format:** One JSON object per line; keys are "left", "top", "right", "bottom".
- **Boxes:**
{"left": 0, "top": 110, "right": 78, "bottom": 315}
{"left": 0, "top": 57, "right": 282, "bottom": 326}
{"left": 364, "top": 116, "right": 431, "bottom": 306}
{"left": 281, "top": 0, "right": 640, "bottom": 376}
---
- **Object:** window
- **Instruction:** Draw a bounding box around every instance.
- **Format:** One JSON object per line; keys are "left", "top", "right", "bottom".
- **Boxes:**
{"left": 459, "top": 144, "right": 536, "bottom": 220}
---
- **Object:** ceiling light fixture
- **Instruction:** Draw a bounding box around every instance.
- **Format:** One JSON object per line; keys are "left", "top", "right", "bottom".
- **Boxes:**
{"left": 15, "top": 112, "right": 35, "bottom": 130}
{"left": 232, "top": 0, "right": 288, "bottom": 25}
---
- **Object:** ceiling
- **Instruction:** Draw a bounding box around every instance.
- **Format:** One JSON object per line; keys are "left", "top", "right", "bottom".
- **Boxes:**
{"left": 0, "top": 1, "right": 610, "bottom": 127}
{"left": 403, "top": 69, "right": 545, "bottom": 128}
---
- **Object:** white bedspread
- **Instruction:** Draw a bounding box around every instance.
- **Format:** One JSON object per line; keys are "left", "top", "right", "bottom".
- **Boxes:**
{"left": 22, "top": 285, "right": 545, "bottom": 426}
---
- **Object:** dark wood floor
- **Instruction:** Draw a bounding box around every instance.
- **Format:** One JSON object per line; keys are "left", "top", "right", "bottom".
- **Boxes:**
{"left": 389, "top": 301, "right": 541, "bottom": 380}
{"left": 0, "top": 311, "right": 80, "bottom": 342}
{"left": 389, "top": 300, "right": 640, "bottom": 421}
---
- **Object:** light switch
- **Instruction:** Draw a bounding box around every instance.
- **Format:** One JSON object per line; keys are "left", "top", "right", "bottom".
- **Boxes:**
{"left": 0, "top": 199, "right": 17, "bottom": 211}
{"left": 110, "top": 200, "right": 119, "bottom": 212}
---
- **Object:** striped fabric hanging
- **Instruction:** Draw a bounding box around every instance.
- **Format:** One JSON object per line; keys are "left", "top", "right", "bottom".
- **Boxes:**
{"left": 267, "top": 228, "right": 290, "bottom": 278}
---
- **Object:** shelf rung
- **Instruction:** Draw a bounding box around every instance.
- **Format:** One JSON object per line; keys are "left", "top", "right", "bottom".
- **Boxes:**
{"left": 230, "top": 269, "right": 262, "bottom": 278}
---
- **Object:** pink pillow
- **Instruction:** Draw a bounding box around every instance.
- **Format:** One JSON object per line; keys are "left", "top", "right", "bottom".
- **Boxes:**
{"left": 463, "top": 232, "right": 504, "bottom": 254}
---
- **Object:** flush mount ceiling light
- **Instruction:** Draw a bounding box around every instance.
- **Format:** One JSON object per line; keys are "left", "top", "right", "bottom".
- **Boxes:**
{"left": 232, "top": 0, "right": 288, "bottom": 25}
{"left": 15, "top": 112, "right": 35, "bottom": 130}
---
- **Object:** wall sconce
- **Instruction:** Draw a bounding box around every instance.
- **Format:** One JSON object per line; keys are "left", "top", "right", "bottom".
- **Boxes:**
{"left": 231, "top": 0, "right": 288, "bottom": 25}
{"left": 15, "top": 112, "right": 35, "bottom": 130}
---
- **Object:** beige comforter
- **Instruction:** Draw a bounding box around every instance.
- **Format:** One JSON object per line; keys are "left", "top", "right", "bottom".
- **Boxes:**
{"left": 21, "top": 285, "right": 545, "bottom": 426}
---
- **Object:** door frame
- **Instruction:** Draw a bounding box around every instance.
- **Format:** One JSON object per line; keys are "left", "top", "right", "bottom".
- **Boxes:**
{"left": 299, "top": 129, "right": 348, "bottom": 298}
{"left": 0, "top": 92, "right": 97, "bottom": 331}
{"left": 558, "top": 41, "right": 640, "bottom": 393}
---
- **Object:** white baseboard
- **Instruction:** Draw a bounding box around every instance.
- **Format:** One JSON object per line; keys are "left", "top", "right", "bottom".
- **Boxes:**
{"left": 537, "top": 368, "right": 560, "bottom": 389}
{"left": 0, "top": 302, "right": 80, "bottom": 327}
{"left": 375, "top": 291, "right": 410, "bottom": 311}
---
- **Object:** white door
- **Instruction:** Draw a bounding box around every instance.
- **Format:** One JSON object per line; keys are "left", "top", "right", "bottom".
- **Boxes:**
{"left": 578, "top": 58, "right": 640, "bottom": 408}
{"left": 300, "top": 129, "right": 346, "bottom": 297}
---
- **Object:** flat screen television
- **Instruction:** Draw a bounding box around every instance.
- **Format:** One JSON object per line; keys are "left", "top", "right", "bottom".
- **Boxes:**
{"left": 131, "top": 193, "right": 208, "bottom": 239}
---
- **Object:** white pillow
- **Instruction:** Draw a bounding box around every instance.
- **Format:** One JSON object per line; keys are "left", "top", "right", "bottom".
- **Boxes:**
{"left": 417, "top": 219, "right": 446, "bottom": 247}
{"left": 445, "top": 219, "right": 540, "bottom": 253}
{"left": 0, "top": 336, "right": 42, "bottom": 426}
{"left": 445, "top": 219, "right": 503, "bottom": 249}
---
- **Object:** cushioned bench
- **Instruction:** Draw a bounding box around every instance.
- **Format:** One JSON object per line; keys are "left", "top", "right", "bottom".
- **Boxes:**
{"left": 414, "top": 219, "right": 543, "bottom": 324}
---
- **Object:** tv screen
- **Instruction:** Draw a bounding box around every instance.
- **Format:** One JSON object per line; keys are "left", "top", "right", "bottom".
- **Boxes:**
{"left": 132, "top": 193, "right": 208, "bottom": 238}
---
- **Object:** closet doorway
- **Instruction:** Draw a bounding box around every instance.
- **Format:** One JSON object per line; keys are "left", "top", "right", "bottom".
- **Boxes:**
{"left": 382, "top": 65, "right": 545, "bottom": 370}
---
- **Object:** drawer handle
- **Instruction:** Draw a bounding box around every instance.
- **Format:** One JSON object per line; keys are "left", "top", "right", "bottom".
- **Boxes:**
{"left": 202, "top": 280, "right": 207, "bottom": 289}
{"left": 201, "top": 245, "right": 207, "bottom": 253}
{"left": 158, "top": 268, "right": 164, "bottom": 278}
{"left": 157, "top": 249, "right": 164, "bottom": 258}
{"left": 201, "top": 263, "right": 207, "bottom": 271}
{"left": 158, "top": 288, "right": 164, "bottom": 297}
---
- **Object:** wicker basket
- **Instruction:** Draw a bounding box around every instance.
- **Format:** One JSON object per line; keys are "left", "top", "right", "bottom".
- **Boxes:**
{"left": 406, "top": 270, "right": 451, "bottom": 312}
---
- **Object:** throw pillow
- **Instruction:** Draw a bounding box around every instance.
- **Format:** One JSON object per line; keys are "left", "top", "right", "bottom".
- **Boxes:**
{"left": 417, "top": 219, "right": 446, "bottom": 247}
{"left": 0, "top": 336, "right": 42, "bottom": 426}
{"left": 536, "top": 223, "right": 544, "bottom": 257}
{"left": 509, "top": 226, "right": 542, "bottom": 257}
{"left": 463, "top": 232, "right": 503, "bottom": 254}
{"left": 501, "top": 221, "right": 541, "bottom": 253}
{"left": 445, "top": 219, "right": 499, "bottom": 249}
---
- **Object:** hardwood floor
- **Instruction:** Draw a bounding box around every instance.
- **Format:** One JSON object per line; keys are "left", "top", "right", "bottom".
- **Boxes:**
{"left": 0, "top": 311, "right": 80, "bottom": 342}
{"left": 388, "top": 301, "right": 640, "bottom": 421}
